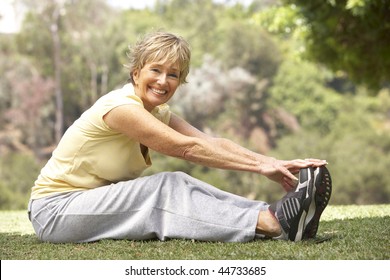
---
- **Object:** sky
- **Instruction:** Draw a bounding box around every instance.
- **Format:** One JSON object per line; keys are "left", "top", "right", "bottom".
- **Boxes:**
{"left": 0, "top": 0, "right": 253, "bottom": 33}
{"left": 0, "top": 0, "right": 25, "bottom": 33}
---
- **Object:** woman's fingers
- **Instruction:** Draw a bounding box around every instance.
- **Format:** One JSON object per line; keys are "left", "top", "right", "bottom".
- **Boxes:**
{"left": 265, "top": 158, "right": 328, "bottom": 192}
{"left": 285, "top": 159, "right": 327, "bottom": 169}
{"left": 304, "top": 158, "right": 328, "bottom": 166}
{"left": 280, "top": 158, "right": 327, "bottom": 192}
{"left": 282, "top": 176, "right": 297, "bottom": 192}
{"left": 280, "top": 165, "right": 299, "bottom": 181}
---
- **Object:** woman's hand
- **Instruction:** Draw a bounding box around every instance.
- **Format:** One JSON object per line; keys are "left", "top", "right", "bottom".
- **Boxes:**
{"left": 260, "top": 158, "right": 328, "bottom": 192}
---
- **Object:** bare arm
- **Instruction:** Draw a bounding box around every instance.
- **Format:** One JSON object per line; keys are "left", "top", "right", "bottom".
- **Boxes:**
{"left": 104, "top": 105, "right": 262, "bottom": 173}
{"left": 104, "top": 106, "right": 326, "bottom": 191}
{"left": 169, "top": 113, "right": 327, "bottom": 190}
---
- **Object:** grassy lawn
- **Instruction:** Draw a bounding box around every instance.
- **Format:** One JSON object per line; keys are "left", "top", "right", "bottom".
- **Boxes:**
{"left": 0, "top": 205, "right": 389, "bottom": 260}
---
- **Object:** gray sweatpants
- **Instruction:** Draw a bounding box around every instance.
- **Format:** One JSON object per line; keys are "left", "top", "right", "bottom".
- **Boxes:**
{"left": 28, "top": 171, "right": 268, "bottom": 243}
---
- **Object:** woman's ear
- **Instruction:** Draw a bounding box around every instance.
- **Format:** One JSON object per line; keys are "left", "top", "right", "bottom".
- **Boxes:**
{"left": 132, "top": 69, "right": 139, "bottom": 86}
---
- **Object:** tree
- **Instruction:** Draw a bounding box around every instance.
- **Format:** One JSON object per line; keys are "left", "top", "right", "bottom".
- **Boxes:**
{"left": 0, "top": 34, "right": 54, "bottom": 157}
{"left": 17, "top": 0, "right": 126, "bottom": 132}
{"left": 0, "top": 152, "right": 42, "bottom": 210}
{"left": 170, "top": 56, "right": 254, "bottom": 130}
{"left": 155, "top": 0, "right": 221, "bottom": 66}
{"left": 254, "top": 0, "right": 390, "bottom": 90}
{"left": 214, "top": 21, "right": 282, "bottom": 80}
{"left": 18, "top": 0, "right": 68, "bottom": 143}
{"left": 268, "top": 58, "right": 342, "bottom": 135}
{"left": 61, "top": 0, "right": 119, "bottom": 109}
{"left": 270, "top": 90, "right": 390, "bottom": 204}
{"left": 3, "top": 60, "right": 54, "bottom": 155}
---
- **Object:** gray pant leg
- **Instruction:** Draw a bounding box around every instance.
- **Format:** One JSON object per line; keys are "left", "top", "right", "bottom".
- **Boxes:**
{"left": 29, "top": 172, "right": 267, "bottom": 243}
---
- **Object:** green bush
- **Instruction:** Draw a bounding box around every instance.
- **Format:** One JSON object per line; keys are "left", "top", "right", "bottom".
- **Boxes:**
{"left": 0, "top": 153, "right": 41, "bottom": 210}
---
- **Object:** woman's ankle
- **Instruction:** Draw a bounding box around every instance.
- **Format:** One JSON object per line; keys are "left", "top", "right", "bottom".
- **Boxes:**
{"left": 256, "top": 209, "right": 281, "bottom": 237}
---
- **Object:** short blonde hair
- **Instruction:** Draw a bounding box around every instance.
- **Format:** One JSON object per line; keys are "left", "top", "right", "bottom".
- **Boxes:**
{"left": 126, "top": 31, "right": 191, "bottom": 85}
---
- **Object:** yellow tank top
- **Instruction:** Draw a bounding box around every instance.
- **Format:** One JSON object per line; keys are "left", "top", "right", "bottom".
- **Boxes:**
{"left": 31, "top": 84, "right": 171, "bottom": 199}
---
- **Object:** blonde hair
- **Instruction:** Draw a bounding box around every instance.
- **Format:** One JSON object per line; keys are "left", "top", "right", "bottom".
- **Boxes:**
{"left": 126, "top": 31, "right": 191, "bottom": 85}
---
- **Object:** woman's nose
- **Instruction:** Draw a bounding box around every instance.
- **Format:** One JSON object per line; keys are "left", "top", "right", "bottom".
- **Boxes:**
{"left": 157, "top": 73, "right": 167, "bottom": 85}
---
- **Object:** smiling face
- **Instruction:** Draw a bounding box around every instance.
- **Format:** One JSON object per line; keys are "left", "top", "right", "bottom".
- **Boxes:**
{"left": 126, "top": 32, "right": 191, "bottom": 111}
{"left": 133, "top": 61, "right": 181, "bottom": 112}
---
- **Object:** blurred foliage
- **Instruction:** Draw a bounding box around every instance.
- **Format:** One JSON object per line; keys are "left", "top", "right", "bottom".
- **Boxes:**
{"left": 0, "top": 0, "right": 389, "bottom": 209}
{"left": 269, "top": 91, "right": 390, "bottom": 204}
{"left": 254, "top": 0, "right": 390, "bottom": 90}
{"left": 268, "top": 58, "right": 343, "bottom": 135}
{"left": 0, "top": 153, "right": 41, "bottom": 210}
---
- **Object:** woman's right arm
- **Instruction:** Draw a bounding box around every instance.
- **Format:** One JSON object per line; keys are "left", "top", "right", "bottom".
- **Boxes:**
{"left": 103, "top": 104, "right": 264, "bottom": 173}
{"left": 103, "top": 105, "right": 327, "bottom": 191}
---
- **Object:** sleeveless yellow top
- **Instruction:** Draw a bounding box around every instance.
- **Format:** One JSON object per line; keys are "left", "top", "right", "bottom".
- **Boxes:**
{"left": 31, "top": 84, "right": 171, "bottom": 199}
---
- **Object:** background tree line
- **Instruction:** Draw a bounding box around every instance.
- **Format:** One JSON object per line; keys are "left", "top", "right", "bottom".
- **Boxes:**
{"left": 0, "top": 0, "right": 389, "bottom": 210}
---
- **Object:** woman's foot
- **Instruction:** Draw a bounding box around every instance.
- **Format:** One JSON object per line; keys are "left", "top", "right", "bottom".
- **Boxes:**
{"left": 268, "top": 167, "right": 315, "bottom": 241}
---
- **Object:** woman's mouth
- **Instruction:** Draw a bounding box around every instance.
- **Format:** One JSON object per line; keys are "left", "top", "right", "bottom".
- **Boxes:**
{"left": 150, "top": 87, "right": 167, "bottom": 96}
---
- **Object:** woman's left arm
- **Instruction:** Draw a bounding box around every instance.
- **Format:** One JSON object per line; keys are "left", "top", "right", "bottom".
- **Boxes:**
{"left": 169, "top": 113, "right": 327, "bottom": 191}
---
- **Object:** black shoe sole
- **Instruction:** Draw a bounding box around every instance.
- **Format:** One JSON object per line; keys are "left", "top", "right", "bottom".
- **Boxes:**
{"left": 302, "top": 166, "right": 332, "bottom": 239}
{"left": 288, "top": 167, "right": 315, "bottom": 241}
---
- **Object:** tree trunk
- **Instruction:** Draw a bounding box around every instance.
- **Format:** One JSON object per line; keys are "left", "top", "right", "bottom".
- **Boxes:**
{"left": 50, "top": 6, "right": 63, "bottom": 144}
{"left": 100, "top": 64, "right": 108, "bottom": 97}
{"left": 90, "top": 62, "right": 98, "bottom": 104}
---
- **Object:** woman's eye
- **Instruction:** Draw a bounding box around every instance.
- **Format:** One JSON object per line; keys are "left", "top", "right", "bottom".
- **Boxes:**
{"left": 169, "top": 73, "right": 179, "bottom": 78}
{"left": 151, "top": 68, "right": 160, "bottom": 73}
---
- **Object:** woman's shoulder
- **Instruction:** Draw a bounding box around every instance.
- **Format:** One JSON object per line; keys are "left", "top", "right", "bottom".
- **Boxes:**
{"left": 74, "top": 84, "right": 142, "bottom": 132}
{"left": 97, "top": 83, "right": 142, "bottom": 106}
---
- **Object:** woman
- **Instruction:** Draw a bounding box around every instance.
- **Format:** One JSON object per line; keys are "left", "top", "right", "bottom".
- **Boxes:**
{"left": 28, "top": 31, "right": 332, "bottom": 243}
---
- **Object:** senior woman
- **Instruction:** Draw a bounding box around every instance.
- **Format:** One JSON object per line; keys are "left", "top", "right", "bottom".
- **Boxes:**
{"left": 28, "top": 31, "right": 332, "bottom": 243}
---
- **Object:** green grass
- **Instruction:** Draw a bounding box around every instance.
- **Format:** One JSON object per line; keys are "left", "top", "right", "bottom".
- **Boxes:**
{"left": 0, "top": 205, "right": 389, "bottom": 260}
